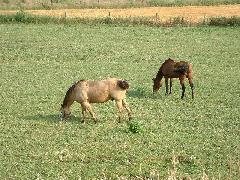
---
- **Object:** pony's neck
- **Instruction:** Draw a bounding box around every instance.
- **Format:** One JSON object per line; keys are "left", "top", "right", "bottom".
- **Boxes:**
{"left": 62, "top": 99, "right": 74, "bottom": 110}
{"left": 62, "top": 84, "right": 76, "bottom": 109}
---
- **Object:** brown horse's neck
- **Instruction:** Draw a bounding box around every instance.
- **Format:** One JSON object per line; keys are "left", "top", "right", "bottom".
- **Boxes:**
{"left": 155, "top": 68, "right": 163, "bottom": 81}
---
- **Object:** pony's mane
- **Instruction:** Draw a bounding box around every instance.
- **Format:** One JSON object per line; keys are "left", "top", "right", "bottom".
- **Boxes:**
{"left": 61, "top": 80, "right": 85, "bottom": 108}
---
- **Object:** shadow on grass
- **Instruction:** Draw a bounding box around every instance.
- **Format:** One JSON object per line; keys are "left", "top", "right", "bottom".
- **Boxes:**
{"left": 23, "top": 113, "right": 82, "bottom": 123}
{"left": 127, "top": 87, "right": 157, "bottom": 99}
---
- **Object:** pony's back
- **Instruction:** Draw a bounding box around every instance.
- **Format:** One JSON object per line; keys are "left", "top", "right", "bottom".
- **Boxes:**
{"left": 76, "top": 78, "right": 128, "bottom": 103}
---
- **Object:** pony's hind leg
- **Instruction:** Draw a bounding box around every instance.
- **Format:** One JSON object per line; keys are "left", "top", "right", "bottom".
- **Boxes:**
{"left": 82, "top": 101, "right": 97, "bottom": 123}
{"left": 116, "top": 100, "right": 123, "bottom": 123}
{"left": 122, "top": 99, "right": 132, "bottom": 121}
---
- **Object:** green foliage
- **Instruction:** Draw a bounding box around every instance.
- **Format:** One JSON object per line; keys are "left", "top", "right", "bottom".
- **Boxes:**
{"left": 209, "top": 16, "right": 240, "bottom": 26}
{"left": 1, "top": 12, "right": 240, "bottom": 26}
{"left": 0, "top": 24, "right": 239, "bottom": 179}
{"left": 14, "top": 10, "right": 27, "bottom": 22}
{"left": 2, "top": 0, "right": 10, "bottom": 3}
{"left": 128, "top": 121, "right": 143, "bottom": 133}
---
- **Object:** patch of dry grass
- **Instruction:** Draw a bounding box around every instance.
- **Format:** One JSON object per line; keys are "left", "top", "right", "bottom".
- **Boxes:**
{"left": 1, "top": 4, "right": 240, "bottom": 23}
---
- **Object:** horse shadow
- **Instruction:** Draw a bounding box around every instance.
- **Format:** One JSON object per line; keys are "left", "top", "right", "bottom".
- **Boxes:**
{"left": 127, "top": 87, "right": 157, "bottom": 99}
{"left": 23, "top": 113, "right": 81, "bottom": 123}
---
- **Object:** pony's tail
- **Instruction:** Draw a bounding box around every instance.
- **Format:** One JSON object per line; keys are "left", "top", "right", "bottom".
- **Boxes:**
{"left": 117, "top": 80, "right": 129, "bottom": 90}
{"left": 174, "top": 64, "right": 189, "bottom": 74}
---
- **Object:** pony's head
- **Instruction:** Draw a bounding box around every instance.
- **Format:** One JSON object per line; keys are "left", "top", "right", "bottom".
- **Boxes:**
{"left": 60, "top": 104, "right": 71, "bottom": 120}
{"left": 152, "top": 78, "right": 162, "bottom": 93}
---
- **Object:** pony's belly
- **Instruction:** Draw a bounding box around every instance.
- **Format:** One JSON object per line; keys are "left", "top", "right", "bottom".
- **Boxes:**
{"left": 88, "top": 96, "right": 111, "bottom": 103}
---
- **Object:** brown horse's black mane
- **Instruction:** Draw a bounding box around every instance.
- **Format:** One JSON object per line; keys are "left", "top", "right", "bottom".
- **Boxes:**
{"left": 61, "top": 80, "right": 85, "bottom": 108}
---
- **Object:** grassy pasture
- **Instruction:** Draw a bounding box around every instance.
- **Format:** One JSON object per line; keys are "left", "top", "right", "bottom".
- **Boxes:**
{"left": 0, "top": 24, "right": 240, "bottom": 179}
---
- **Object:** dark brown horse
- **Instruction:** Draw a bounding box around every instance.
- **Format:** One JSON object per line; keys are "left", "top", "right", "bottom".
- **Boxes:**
{"left": 152, "top": 58, "right": 194, "bottom": 99}
{"left": 60, "top": 78, "right": 132, "bottom": 123}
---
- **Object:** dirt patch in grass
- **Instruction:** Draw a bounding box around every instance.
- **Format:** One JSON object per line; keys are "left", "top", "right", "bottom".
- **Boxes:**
{"left": 0, "top": 4, "right": 240, "bottom": 23}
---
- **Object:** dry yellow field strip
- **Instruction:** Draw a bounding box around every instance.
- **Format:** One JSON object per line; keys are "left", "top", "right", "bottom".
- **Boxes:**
{"left": 1, "top": 4, "right": 240, "bottom": 23}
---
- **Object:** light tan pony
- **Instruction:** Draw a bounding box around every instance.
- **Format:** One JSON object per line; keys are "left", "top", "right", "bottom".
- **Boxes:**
{"left": 60, "top": 78, "right": 132, "bottom": 123}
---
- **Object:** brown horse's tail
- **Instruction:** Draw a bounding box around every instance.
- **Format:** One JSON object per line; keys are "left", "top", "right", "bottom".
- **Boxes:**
{"left": 174, "top": 63, "right": 189, "bottom": 74}
{"left": 117, "top": 80, "right": 129, "bottom": 90}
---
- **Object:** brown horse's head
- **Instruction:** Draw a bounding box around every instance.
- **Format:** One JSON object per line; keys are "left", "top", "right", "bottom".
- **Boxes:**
{"left": 60, "top": 104, "right": 71, "bottom": 120}
{"left": 152, "top": 78, "right": 162, "bottom": 93}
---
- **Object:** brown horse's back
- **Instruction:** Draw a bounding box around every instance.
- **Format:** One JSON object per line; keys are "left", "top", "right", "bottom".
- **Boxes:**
{"left": 161, "top": 59, "right": 190, "bottom": 78}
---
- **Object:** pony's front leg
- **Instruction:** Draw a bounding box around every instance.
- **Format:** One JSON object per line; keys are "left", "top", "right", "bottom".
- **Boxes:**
{"left": 122, "top": 99, "right": 132, "bottom": 121}
{"left": 81, "top": 108, "right": 87, "bottom": 123}
{"left": 82, "top": 101, "right": 97, "bottom": 123}
{"left": 116, "top": 100, "right": 123, "bottom": 123}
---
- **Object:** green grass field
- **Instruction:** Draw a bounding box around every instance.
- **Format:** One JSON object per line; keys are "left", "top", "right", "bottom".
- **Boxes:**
{"left": 0, "top": 24, "right": 239, "bottom": 179}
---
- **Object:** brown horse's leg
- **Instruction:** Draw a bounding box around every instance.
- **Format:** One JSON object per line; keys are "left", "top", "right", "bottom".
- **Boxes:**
{"left": 169, "top": 78, "right": 173, "bottom": 94}
{"left": 165, "top": 77, "right": 169, "bottom": 95}
{"left": 116, "top": 100, "right": 123, "bottom": 123}
{"left": 82, "top": 101, "right": 97, "bottom": 123}
{"left": 188, "top": 77, "right": 194, "bottom": 99}
{"left": 122, "top": 99, "right": 132, "bottom": 121}
{"left": 179, "top": 77, "right": 186, "bottom": 99}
